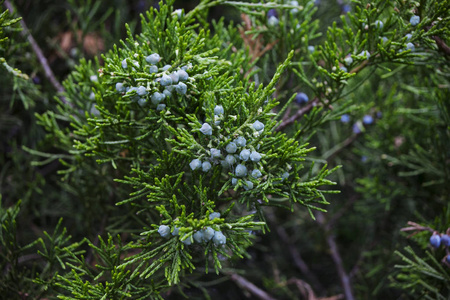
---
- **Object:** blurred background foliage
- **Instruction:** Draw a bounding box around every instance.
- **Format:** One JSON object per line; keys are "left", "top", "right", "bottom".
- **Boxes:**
{"left": 1, "top": 0, "right": 449, "bottom": 299}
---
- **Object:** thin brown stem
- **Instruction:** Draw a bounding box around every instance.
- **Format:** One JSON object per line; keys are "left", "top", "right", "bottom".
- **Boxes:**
{"left": 3, "top": 1, "right": 66, "bottom": 99}
{"left": 229, "top": 273, "right": 277, "bottom": 300}
{"left": 317, "top": 213, "right": 355, "bottom": 300}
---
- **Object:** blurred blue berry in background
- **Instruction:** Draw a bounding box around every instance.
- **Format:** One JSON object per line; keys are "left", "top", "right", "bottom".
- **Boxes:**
{"left": 363, "top": 115, "right": 374, "bottom": 125}
{"left": 353, "top": 123, "right": 361, "bottom": 134}
{"left": 341, "top": 114, "right": 350, "bottom": 123}
{"left": 267, "top": 9, "right": 277, "bottom": 19}
{"left": 341, "top": 4, "right": 351, "bottom": 14}
{"left": 268, "top": 16, "right": 279, "bottom": 27}
{"left": 441, "top": 234, "right": 450, "bottom": 246}
{"left": 295, "top": 92, "right": 309, "bottom": 105}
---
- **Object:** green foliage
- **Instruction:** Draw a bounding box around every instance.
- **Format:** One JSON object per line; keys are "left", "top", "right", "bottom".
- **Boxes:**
{"left": 1, "top": 0, "right": 449, "bottom": 299}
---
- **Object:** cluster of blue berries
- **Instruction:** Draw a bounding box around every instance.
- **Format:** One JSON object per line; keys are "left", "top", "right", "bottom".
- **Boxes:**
{"left": 429, "top": 230, "right": 450, "bottom": 266}
{"left": 429, "top": 231, "right": 450, "bottom": 248}
{"left": 340, "top": 114, "right": 375, "bottom": 133}
{"left": 116, "top": 52, "right": 190, "bottom": 111}
{"left": 191, "top": 109, "right": 269, "bottom": 191}
{"left": 157, "top": 212, "right": 226, "bottom": 246}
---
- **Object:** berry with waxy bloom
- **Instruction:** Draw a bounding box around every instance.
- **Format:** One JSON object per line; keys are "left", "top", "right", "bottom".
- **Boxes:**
{"left": 225, "top": 154, "right": 236, "bottom": 166}
{"left": 213, "top": 231, "right": 226, "bottom": 246}
{"left": 116, "top": 82, "right": 125, "bottom": 92}
{"left": 156, "top": 104, "right": 166, "bottom": 111}
{"left": 239, "top": 149, "right": 251, "bottom": 161}
{"left": 406, "top": 42, "right": 415, "bottom": 52}
{"left": 172, "top": 227, "right": 180, "bottom": 236}
{"left": 235, "top": 136, "right": 246, "bottom": 147}
{"left": 151, "top": 92, "right": 164, "bottom": 104}
{"left": 182, "top": 235, "right": 192, "bottom": 245}
{"left": 251, "top": 169, "right": 262, "bottom": 178}
{"left": 137, "top": 86, "right": 147, "bottom": 96}
{"left": 202, "top": 161, "right": 212, "bottom": 172}
{"left": 410, "top": 15, "right": 420, "bottom": 26}
{"left": 405, "top": 33, "right": 412, "bottom": 41}
{"left": 235, "top": 164, "right": 248, "bottom": 177}
{"left": 226, "top": 142, "right": 237, "bottom": 153}
{"left": 202, "top": 227, "right": 215, "bottom": 241}
{"left": 344, "top": 56, "right": 353, "bottom": 66}
{"left": 209, "top": 212, "right": 221, "bottom": 220}
{"left": 160, "top": 74, "right": 172, "bottom": 86}
{"left": 374, "top": 20, "right": 383, "bottom": 29}
{"left": 210, "top": 148, "right": 221, "bottom": 159}
{"left": 121, "top": 59, "right": 128, "bottom": 69}
{"left": 175, "top": 82, "right": 187, "bottom": 95}
{"left": 359, "top": 50, "right": 370, "bottom": 59}
{"left": 268, "top": 16, "right": 279, "bottom": 27}
{"left": 163, "top": 89, "right": 172, "bottom": 98}
{"left": 162, "top": 64, "right": 172, "bottom": 71}
{"left": 193, "top": 231, "right": 203, "bottom": 243}
{"left": 138, "top": 98, "right": 147, "bottom": 106}
{"left": 200, "top": 123, "right": 212, "bottom": 135}
{"left": 169, "top": 72, "right": 179, "bottom": 84}
{"left": 146, "top": 53, "right": 161, "bottom": 64}
{"left": 250, "top": 151, "right": 261, "bottom": 162}
{"left": 190, "top": 159, "right": 202, "bottom": 170}
{"left": 158, "top": 225, "right": 171, "bottom": 238}
{"left": 244, "top": 180, "right": 253, "bottom": 190}
{"left": 308, "top": 45, "right": 315, "bottom": 53}
{"left": 149, "top": 65, "right": 158, "bottom": 74}
{"left": 177, "top": 69, "right": 189, "bottom": 81}
{"left": 253, "top": 120, "right": 265, "bottom": 131}
{"left": 214, "top": 105, "right": 224, "bottom": 115}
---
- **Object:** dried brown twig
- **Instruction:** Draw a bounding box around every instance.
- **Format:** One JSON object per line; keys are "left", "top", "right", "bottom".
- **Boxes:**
{"left": 4, "top": 1, "right": 65, "bottom": 96}
{"left": 228, "top": 272, "right": 277, "bottom": 300}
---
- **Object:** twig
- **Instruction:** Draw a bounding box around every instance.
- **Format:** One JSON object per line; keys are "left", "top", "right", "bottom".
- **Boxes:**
{"left": 3, "top": 1, "right": 66, "bottom": 98}
{"left": 276, "top": 98, "right": 319, "bottom": 131}
{"left": 286, "top": 278, "right": 344, "bottom": 300}
{"left": 325, "top": 133, "right": 361, "bottom": 162}
{"left": 317, "top": 213, "right": 355, "bottom": 300}
{"left": 400, "top": 221, "right": 435, "bottom": 238}
{"left": 265, "top": 212, "right": 325, "bottom": 292}
{"left": 275, "top": 225, "right": 325, "bottom": 292}
{"left": 229, "top": 273, "right": 277, "bottom": 300}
